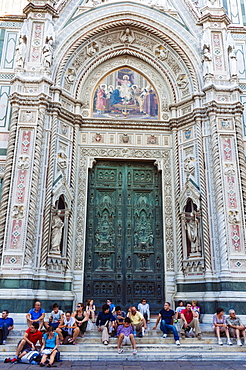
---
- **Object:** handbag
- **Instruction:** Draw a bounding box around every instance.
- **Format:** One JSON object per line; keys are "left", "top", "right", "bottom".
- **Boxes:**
{"left": 20, "top": 350, "right": 40, "bottom": 364}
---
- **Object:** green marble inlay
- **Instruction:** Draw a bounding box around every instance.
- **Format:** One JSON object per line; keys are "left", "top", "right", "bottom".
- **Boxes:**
{"left": 0, "top": 29, "right": 5, "bottom": 64}
{"left": 0, "top": 279, "right": 71, "bottom": 291}
{"left": 0, "top": 299, "right": 73, "bottom": 313}
{"left": 177, "top": 281, "right": 246, "bottom": 292}
{"left": 0, "top": 148, "right": 7, "bottom": 156}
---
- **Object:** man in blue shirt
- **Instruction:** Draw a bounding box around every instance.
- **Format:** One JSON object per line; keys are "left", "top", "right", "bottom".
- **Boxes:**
{"left": 96, "top": 304, "right": 116, "bottom": 345}
{"left": 26, "top": 301, "right": 45, "bottom": 330}
{"left": 152, "top": 302, "right": 180, "bottom": 345}
{"left": 0, "top": 310, "right": 14, "bottom": 344}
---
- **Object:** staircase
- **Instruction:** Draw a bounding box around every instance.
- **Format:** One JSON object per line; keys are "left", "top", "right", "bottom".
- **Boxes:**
{"left": 1, "top": 316, "right": 246, "bottom": 362}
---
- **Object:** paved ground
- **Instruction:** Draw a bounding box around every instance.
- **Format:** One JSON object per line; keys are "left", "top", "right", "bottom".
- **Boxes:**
{"left": 0, "top": 361, "right": 246, "bottom": 369}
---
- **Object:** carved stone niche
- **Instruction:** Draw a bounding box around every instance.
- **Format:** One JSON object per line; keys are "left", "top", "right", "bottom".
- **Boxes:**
{"left": 179, "top": 180, "right": 205, "bottom": 274}
{"left": 47, "top": 255, "right": 67, "bottom": 274}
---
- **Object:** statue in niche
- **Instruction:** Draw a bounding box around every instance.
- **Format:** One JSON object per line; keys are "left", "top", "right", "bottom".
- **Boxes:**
{"left": 119, "top": 28, "right": 135, "bottom": 44}
{"left": 147, "top": 233, "right": 154, "bottom": 247}
{"left": 42, "top": 37, "right": 54, "bottom": 68}
{"left": 50, "top": 213, "right": 64, "bottom": 254}
{"left": 228, "top": 47, "right": 237, "bottom": 78}
{"left": 185, "top": 212, "right": 201, "bottom": 254}
{"left": 156, "top": 256, "right": 161, "bottom": 269}
{"left": 15, "top": 35, "right": 27, "bottom": 69}
{"left": 202, "top": 46, "right": 213, "bottom": 76}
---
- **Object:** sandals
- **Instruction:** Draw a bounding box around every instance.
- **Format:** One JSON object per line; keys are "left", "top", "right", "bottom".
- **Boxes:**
{"left": 133, "top": 350, "right": 137, "bottom": 355}
{"left": 118, "top": 349, "right": 124, "bottom": 354}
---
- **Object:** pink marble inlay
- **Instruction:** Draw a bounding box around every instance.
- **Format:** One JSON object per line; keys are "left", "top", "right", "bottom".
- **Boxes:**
{"left": 227, "top": 176, "right": 237, "bottom": 208}
{"left": 10, "top": 220, "right": 22, "bottom": 249}
{"left": 21, "top": 131, "right": 31, "bottom": 154}
{"left": 213, "top": 33, "right": 221, "bottom": 48}
{"left": 231, "top": 224, "right": 241, "bottom": 252}
{"left": 223, "top": 138, "right": 232, "bottom": 161}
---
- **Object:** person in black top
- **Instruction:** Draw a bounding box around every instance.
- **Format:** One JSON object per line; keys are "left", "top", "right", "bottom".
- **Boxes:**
{"left": 152, "top": 302, "right": 180, "bottom": 345}
{"left": 96, "top": 304, "right": 116, "bottom": 345}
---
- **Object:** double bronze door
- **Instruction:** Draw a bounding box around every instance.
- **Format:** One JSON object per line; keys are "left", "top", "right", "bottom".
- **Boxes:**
{"left": 84, "top": 160, "right": 164, "bottom": 311}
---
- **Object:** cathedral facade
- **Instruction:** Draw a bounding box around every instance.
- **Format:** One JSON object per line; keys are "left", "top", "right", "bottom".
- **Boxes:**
{"left": 0, "top": 0, "right": 246, "bottom": 314}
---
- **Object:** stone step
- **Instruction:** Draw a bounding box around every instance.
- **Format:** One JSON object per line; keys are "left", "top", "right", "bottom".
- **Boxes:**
{"left": 2, "top": 335, "right": 243, "bottom": 345}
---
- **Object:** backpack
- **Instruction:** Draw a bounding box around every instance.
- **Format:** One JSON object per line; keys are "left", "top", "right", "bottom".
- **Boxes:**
{"left": 20, "top": 351, "right": 41, "bottom": 364}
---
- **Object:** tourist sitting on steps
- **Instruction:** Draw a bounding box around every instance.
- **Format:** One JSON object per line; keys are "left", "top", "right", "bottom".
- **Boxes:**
{"left": 26, "top": 301, "right": 45, "bottom": 331}
{"left": 72, "top": 303, "right": 89, "bottom": 338}
{"left": 180, "top": 302, "right": 202, "bottom": 340}
{"left": 226, "top": 309, "right": 246, "bottom": 346}
{"left": 152, "top": 302, "right": 180, "bottom": 345}
{"left": 40, "top": 326, "right": 59, "bottom": 367}
{"left": 138, "top": 298, "right": 150, "bottom": 324}
{"left": 96, "top": 304, "right": 116, "bottom": 345}
{"left": 213, "top": 307, "right": 232, "bottom": 346}
{"left": 117, "top": 317, "right": 137, "bottom": 355}
{"left": 127, "top": 306, "right": 146, "bottom": 338}
{"left": 0, "top": 309, "right": 14, "bottom": 345}
{"left": 44, "top": 303, "right": 64, "bottom": 330}
{"left": 56, "top": 310, "right": 80, "bottom": 345}
{"left": 86, "top": 299, "right": 96, "bottom": 323}
{"left": 11, "top": 322, "right": 42, "bottom": 363}
{"left": 175, "top": 300, "right": 185, "bottom": 322}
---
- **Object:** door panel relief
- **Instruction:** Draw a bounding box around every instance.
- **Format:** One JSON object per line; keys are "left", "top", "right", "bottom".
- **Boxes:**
{"left": 84, "top": 161, "right": 164, "bottom": 310}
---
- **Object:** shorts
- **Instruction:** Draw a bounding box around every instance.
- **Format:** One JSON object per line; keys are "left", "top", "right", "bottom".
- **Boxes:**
{"left": 61, "top": 329, "right": 72, "bottom": 338}
{"left": 122, "top": 336, "right": 131, "bottom": 345}
{"left": 49, "top": 322, "right": 59, "bottom": 329}
{"left": 17, "top": 340, "right": 32, "bottom": 353}
{"left": 229, "top": 327, "right": 245, "bottom": 338}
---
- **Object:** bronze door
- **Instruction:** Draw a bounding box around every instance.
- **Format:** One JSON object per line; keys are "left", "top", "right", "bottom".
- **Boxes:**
{"left": 84, "top": 160, "right": 164, "bottom": 311}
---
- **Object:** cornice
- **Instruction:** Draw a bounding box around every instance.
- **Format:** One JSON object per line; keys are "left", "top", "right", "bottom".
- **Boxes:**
{"left": 23, "top": 2, "right": 59, "bottom": 17}
{"left": 0, "top": 15, "right": 26, "bottom": 22}
{"left": 197, "top": 12, "right": 231, "bottom": 26}
{"left": 80, "top": 119, "right": 171, "bottom": 131}
{"left": 205, "top": 100, "right": 244, "bottom": 115}
{"left": 9, "top": 92, "right": 51, "bottom": 107}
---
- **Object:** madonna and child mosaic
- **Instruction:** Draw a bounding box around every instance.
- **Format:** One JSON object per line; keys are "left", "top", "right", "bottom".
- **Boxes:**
{"left": 92, "top": 68, "right": 158, "bottom": 120}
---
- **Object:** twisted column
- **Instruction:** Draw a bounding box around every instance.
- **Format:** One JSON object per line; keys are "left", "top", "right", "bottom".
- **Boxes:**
{"left": 24, "top": 107, "right": 46, "bottom": 265}
{"left": 66, "top": 122, "right": 79, "bottom": 271}
{"left": 40, "top": 113, "right": 57, "bottom": 267}
{"left": 172, "top": 127, "right": 183, "bottom": 273}
{"left": 0, "top": 106, "right": 19, "bottom": 258}
{"left": 196, "top": 116, "right": 212, "bottom": 271}
{"left": 209, "top": 112, "right": 228, "bottom": 272}
{"left": 234, "top": 113, "right": 246, "bottom": 228}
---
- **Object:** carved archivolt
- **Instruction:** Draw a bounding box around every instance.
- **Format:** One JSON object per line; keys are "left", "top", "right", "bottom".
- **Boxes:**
{"left": 74, "top": 146, "right": 174, "bottom": 272}
{"left": 54, "top": 16, "right": 199, "bottom": 93}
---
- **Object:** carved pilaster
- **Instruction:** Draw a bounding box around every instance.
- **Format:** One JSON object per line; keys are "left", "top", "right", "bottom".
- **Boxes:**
{"left": 0, "top": 106, "right": 19, "bottom": 261}
{"left": 196, "top": 116, "right": 212, "bottom": 272}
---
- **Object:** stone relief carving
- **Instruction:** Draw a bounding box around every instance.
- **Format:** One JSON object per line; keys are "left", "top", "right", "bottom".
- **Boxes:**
{"left": 17, "top": 154, "right": 30, "bottom": 171}
{"left": 87, "top": 42, "right": 99, "bottom": 57}
{"left": 65, "top": 69, "right": 76, "bottom": 83}
{"left": 12, "top": 205, "right": 25, "bottom": 219}
{"left": 119, "top": 28, "right": 135, "bottom": 44}
{"left": 228, "top": 210, "right": 240, "bottom": 224}
{"left": 177, "top": 74, "right": 188, "bottom": 89}
{"left": 224, "top": 163, "right": 236, "bottom": 176}
{"left": 184, "top": 155, "right": 195, "bottom": 176}
{"left": 155, "top": 45, "right": 169, "bottom": 60}
{"left": 57, "top": 152, "right": 68, "bottom": 170}
{"left": 74, "top": 147, "right": 174, "bottom": 271}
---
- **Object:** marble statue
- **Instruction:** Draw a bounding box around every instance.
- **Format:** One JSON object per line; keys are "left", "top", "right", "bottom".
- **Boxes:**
{"left": 50, "top": 213, "right": 64, "bottom": 253}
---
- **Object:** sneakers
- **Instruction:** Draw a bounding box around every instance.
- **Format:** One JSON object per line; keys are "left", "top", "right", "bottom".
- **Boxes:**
{"left": 118, "top": 349, "right": 123, "bottom": 354}
{"left": 175, "top": 340, "right": 180, "bottom": 346}
{"left": 103, "top": 340, "right": 108, "bottom": 345}
{"left": 196, "top": 334, "right": 202, "bottom": 340}
{"left": 2, "top": 340, "right": 6, "bottom": 345}
{"left": 218, "top": 339, "right": 223, "bottom": 345}
{"left": 133, "top": 350, "right": 137, "bottom": 355}
{"left": 237, "top": 340, "right": 242, "bottom": 346}
{"left": 181, "top": 333, "right": 185, "bottom": 339}
{"left": 227, "top": 339, "right": 233, "bottom": 345}
{"left": 162, "top": 334, "right": 167, "bottom": 338}
{"left": 10, "top": 358, "right": 18, "bottom": 363}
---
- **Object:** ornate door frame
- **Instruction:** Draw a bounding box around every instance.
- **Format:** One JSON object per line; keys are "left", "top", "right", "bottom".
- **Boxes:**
{"left": 72, "top": 143, "right": 176, "bottom": 306}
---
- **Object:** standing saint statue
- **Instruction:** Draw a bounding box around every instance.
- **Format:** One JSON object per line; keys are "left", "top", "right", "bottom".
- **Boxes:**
{"left": 15, "top": 35, "right": 27, "bottom": 68}
{"left": 185, "top": 212, "right": 200, "bottom": 254}
{"left": 50, "top": 213, "right": 64, "bottom": 254}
